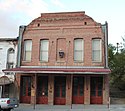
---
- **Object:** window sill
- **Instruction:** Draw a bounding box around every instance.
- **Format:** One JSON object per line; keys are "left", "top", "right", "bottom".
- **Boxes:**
{"left": 56, "top": 61, "right": 66, "bottom": 63}
{"left": 92, "top": 61, "right": 102, "bottom": 63}
{"left": 40, "top": 61, "right": 48, "bottom": 63}
{"left": 74, "top": 61, "right": 84, "bottom": 63}
{"left": 22, "top": 60, "right": 32, "bottom": 63}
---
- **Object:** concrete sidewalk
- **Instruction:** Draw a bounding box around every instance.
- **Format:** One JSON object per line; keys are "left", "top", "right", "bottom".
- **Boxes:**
{"left": 12, "top": 104, "right": 125, "bottom": 111}
{"left": 13, "top": 104, "right": 110, "bottom": 111}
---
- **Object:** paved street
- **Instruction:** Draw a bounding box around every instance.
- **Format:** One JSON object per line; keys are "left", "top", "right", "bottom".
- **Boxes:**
{"left": 11, "top": 104, "right": 125, "bottom": 111}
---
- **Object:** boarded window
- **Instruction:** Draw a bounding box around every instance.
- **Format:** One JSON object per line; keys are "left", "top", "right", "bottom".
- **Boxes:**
{"left": 56, "top": 38, "right": 66, "bottom": 61}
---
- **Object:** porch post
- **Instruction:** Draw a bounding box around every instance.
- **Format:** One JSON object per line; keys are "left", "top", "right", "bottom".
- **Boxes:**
{"left": 34, "top": 73, "right": 37, "bottom": 109}
{"left": 71, "top": 74, "right": 73, "bottom": 108}
{"left": 31, "top": 74, "right": 37, "bottom": 109}
{"left": 103, "top": 74, "right": 109, "bottom": 104}
{"left": 84, "top": 76, "right": 90, "bottom": 104}
{"left": 48, "top": 75, "right": 54, "bottom": 105}
{"left": 66, "top": 75, "right": 72, "bottom": 105}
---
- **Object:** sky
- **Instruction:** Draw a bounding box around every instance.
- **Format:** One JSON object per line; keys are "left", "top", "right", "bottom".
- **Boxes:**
{"left": 0, "top": 0, "right": 125, "bottom": 45}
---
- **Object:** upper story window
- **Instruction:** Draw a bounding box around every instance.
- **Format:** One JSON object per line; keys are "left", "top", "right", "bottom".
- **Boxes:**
{"left": 74, "top": 38, "right": 84, "bottom": 62}
{"left": 23, "top": 40, "right": 32, "bottom": 61}
{"left": 7, "top": 48, "right": 15, "bottom": 69}
{"left": 92, "top": 38, "right": 102, "bottom": 62}
{"left": 40, "top": 40, "right": 49, "bottom": 62}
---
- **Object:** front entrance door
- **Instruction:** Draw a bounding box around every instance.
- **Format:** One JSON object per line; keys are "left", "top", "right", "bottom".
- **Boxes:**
{"left": 37, "top": 76, "right": 48, "bottom": 104}
{"left": 72, "top": 76, "right": 84, "bottom": 104}
{"left": 54, "top": 76, "right": 66, "bottom": 105}
{"left": 20, "top": 76, "right": 31, "bottom": 103}
{"left": 90, "top": 77, "right": 103, "bottom": 104}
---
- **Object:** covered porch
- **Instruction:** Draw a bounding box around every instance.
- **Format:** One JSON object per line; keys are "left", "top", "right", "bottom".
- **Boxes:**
{"left": 3, "top": 67, "right": 110, "bottom": 105}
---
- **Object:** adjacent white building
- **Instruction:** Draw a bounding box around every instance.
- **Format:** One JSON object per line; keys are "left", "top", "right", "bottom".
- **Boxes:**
{"left": 0, "top": 37, "right": 17, "bottom": 98}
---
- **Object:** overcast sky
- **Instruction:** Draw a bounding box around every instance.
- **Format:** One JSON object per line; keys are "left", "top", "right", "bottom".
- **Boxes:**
{"left": 0, "top": 0, "right": 125, "bottom": 45}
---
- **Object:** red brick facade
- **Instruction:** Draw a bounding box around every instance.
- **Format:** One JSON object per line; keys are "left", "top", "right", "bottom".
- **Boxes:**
{"left": 4, "top": 11, "right": 110, "bottom": 105}
{"left": 21, "top": 11, "right": 105, "bottom": 67}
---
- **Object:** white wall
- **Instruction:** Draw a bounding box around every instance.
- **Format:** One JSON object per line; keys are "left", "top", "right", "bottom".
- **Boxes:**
{"left": 0, "top": 40, "right": 17, "bottom": 81}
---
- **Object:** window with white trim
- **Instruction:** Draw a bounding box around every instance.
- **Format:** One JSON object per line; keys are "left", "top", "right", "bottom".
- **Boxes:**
{"left": 24, "top": 40, "right": 32, "bottom": 61}
{"left": 40, "top": 40, "right": 49, "bottom": 62}
{"left": 74, "top": 39, "right": 84, "bottom": 62}
{"left": 92, "top": 39, "right": 102, "bottom": 62}
{"left": 7, "top": 48, "right": 15, "bottom": 69}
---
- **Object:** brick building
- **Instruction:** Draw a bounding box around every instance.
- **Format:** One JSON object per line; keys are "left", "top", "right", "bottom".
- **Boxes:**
{"left": 3, "top": 11, "right": 110, "bottom": 105}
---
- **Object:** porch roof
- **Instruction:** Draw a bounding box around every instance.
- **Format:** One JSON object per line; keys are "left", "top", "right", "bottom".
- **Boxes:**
{"left": 2, "top": 67, "right": 111, "bottom": 74}
{"left": 0, "top": 76, "right": 13, "bottom": 85}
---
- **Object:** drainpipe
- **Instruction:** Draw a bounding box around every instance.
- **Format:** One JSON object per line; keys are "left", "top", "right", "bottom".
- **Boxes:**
{"left": 17, "top": 25, "right": 26, "bottom": 67}
{"left": 102, "top": 22, "right": 110, "bottom": 108}
{"left": 102, "top": 22, "right": 108, "bottom": 68}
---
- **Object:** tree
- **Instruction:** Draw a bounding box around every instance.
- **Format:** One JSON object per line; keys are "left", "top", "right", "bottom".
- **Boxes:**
{"left": 108, "top": 44, "right": 116, "bottom": 85}
{"left": 109, "top": 43, "right": 125, "bottom": 90}
{"left": 108, "top": 44, "right": 116, "bottom": 68}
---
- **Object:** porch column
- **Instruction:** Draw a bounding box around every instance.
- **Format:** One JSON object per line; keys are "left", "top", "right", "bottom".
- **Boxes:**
{"left": 103, "top": 74, "right": 109, "bottom": 104}
{"left": 48, "top": 75, "right": 54, "bottom": 105}
{"left": 0, "top": 86, "right": 2, "bottom": 98}
{"left": 84, "top": 76, "right": 90, "bottom": 104}
{"left": 15, "top": 74, "right": 21, "bottom": 100}
{"left": 31, "top": 74, "right": 37, "bottom": 105}
{"left": 66, "top": 75, "right": 72, "bottom": 105}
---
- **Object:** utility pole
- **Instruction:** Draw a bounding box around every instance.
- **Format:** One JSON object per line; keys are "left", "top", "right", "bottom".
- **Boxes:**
{"left": 116, "top": 43, "right": 119, "bottom": 53}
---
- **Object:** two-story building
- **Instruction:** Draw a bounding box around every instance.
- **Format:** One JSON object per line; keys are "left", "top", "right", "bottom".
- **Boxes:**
{"left": 3, "top": 11, "right": 110, "bottom": 105}
{"left": 0, "top": 37, "right": 17, "bottom": 98}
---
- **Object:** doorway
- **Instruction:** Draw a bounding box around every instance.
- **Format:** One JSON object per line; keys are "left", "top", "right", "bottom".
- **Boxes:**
{"left": 90, "top": 77, "right": 103, "bottom": 104}
{"left": 54, "top": 76, "right": 66, "bottom": 105}
{"left": 20, "top": 76, "right": 31, "bottom": 103}
{"left": 37, "top": 76, "right": 48, "bottom": 104}
{"left": 72, "top": 76, "right": 84, "bottom": 104}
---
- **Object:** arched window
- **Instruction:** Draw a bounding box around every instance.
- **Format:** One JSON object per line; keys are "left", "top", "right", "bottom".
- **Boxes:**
{"left": 7, "top": 48, "right": 15, "bottom": 69}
